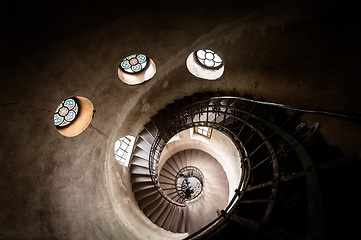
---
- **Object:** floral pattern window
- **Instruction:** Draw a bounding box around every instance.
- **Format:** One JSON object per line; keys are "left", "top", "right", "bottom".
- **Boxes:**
{"left": 195, "top": 49, "right": 223, "bottom": 69}
{"left": 119, "top": 54, "right": 149, "bottom": 74}
{"left": 54, "top": 97, "right": 79, "bottom": 128}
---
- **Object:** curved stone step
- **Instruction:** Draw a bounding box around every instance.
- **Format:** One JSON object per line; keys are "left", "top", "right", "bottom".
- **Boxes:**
{"left": 129, "top": 94, "right": 320, "bottom": 238}
{"left": 158, "top": 149, "right": 229, "bottom": 234}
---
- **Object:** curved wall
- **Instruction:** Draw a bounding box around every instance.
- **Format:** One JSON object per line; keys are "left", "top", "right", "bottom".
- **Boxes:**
{"left": 1, "top": 1, "right": 361, "bottom": 239}
{"left": 160, "top": 128, "right": 242, "bottom": 203}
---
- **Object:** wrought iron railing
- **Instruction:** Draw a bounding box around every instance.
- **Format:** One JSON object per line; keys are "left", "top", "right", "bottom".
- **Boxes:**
{"left": 148, "top": 96, "right": 326, "bottom": 239}
{"left": 176, "top": 166, "right": 204, "bottom": 201}
{"left": 148, "top": 97, "right": 251, "bottom": 221}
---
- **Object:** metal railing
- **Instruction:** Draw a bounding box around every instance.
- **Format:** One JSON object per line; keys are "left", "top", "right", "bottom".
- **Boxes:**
{"left": 176, "top": 166, "right": 204, "bottom": 201}
{"left": 147, "top": 96, "right": 322, "bottom": 239}
{"left": 148, "top": 97, "right": 252, "bottom": 225}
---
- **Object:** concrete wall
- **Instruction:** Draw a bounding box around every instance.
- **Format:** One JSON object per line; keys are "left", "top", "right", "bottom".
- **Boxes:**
{"left": 1, "top": 1, "right": 360, "bottom": 239}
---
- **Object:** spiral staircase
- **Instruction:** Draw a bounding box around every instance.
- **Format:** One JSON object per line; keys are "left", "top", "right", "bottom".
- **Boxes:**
{"left": 129, "top": 92, "right": 325, "bottom": 239}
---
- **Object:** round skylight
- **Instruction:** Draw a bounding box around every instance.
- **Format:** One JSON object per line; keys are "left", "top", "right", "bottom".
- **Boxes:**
{"left": 54, "top": 97, "right": 79, "bottom": 127}
{"left": 118, "top": 53, "right": 156, "bottom": 85}
{"left": 195, "top": 49, "right": 223, "bottom": 69}
{"left": 186, "top": 49, "right": 224, "bottom": 80}
{"left": 54, "top": 96, "right": 94, "bottom": 137}
{"left": 119, "top": 54, "right": 149, "bottom": 74}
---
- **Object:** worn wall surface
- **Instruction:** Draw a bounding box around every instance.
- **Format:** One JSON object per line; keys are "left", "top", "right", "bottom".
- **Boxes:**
{"left": 0, "top": 1, "right": 360, "bottom": 239}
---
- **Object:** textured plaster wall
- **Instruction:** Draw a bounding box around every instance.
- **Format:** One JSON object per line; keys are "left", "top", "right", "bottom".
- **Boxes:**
{"left": 0, "top": 1, "right": 360, "bottom": 239}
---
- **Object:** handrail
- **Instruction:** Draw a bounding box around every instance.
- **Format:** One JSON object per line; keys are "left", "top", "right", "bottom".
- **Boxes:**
{"left": 146, "top": 96, "right": 320, "bottom": 238}
{"left": 173, "top": 95, "right": 361, "bottom": 122}
{"left": 149, "top": 132, "right": 186, "bottom": 207}
{"left": 148, "top": 97, "right": 252, "bottom": 235}
{"left": 176, "top": 166, "right": 204, "bottom": 201}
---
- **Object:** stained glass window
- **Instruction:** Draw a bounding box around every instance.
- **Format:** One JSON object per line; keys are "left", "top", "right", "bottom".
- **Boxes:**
{"left": 195, "top": 49, "right": 223, "bottom": 69}
{"left": 186, "top": 49, "right": 224, "bottom": 80}
{"left": 114, "top": 135, "right": 135, "bottom": 167}
{"left": 54, "top": 97, "right": 79, "bottom": 128}
{"left": 119, "top": 53, "right": 149, "bottom": 74}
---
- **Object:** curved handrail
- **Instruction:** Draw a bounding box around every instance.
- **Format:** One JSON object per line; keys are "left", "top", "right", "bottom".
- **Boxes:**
{"left": 146, "top": 96, "right": 320, "bottom": 238}
{"left": 148, "top": 97, "right": 252, "bottom": 226}
{"left": 176, "top": 166, "right": 204, "bottom": 201}
{"left": 149, "top": 132, "right": 186, "bottom": 207}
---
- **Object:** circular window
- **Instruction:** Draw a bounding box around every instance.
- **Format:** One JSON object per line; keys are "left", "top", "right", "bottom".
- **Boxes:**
{"left": 186, "top": 49, "right": 224, "bottom": 80}
{"left": 119, "top": 54, "right": 149, "bottom": 74}
{"left": 53, "top": 96, "right": 94, "bottom": 137}
{"left": 54, "top": 97, "right": 80, "bottom": 128}
{"left": 118, "top": 53, "right": 156, "bottom": 85}
{"left": 195, "top": 49, "right": 223, "bottom": 69}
